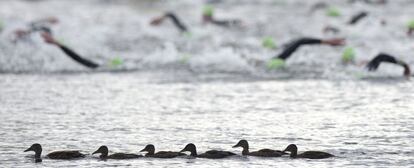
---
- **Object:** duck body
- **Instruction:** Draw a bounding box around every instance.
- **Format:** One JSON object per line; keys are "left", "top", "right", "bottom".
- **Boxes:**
{"left": 198, "top": 150, "right": 236, "bottom": 159}
{"left": 106, "top": 153, "right": 142, "bottom": 159}
{"left": 46, "top": 150, "right": 85, "bottom": 159}
{"left": 93, "top": 145, "right": 142, "bottom": 160}
{"left": 283, "top": 144, "right": 334, "bottom": 159}
{"left": 248, "top": 149, "right": 283, "bottom": 157}
{"left": 141, "top": 144, "right": 186, "bottom": 158}
{"left": 233, "top": 140, "right": 284, "bottom": 157}
{"left": 147, "top": 151, "right": 186, "bottom": 158}
{"left": 180, "top": 143, "right": 236, "bottom": 159}
{"left": 296, "top": 151, "right": 334, "bottom": 159}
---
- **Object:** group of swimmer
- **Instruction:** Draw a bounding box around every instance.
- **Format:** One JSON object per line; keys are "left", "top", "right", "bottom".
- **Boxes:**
{"left": 1, "top": 0, "right": 412, "bottom": 78}
{"left": 24, "top": 140, "right": 334, "bottom": 163}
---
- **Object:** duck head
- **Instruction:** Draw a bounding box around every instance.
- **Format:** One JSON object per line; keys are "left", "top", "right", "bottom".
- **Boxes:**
{"left": 283, "top": 144, "right": 298, "bottom": 158}
{"left": 140, "top": 144, "right": 155, "bottom": 155}
{"left": 232, "top": 140, "right": 249, "bottom": 155}
{"left": 24, "top": 143, "right": 42, "bottom": 161}
{"left": 92, "top": 145, "right": 109, "bottom": 158}
{"left": 180, "top": 143, "right": 197, "bottom": 157}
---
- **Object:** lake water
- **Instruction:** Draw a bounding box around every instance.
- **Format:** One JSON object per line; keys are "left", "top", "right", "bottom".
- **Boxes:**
{"left": 0, "top": 0, "right": 413, "bottom": 167}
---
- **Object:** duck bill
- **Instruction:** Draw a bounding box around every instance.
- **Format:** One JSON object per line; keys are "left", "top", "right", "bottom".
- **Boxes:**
{"left": 24, "top": 147, "right": 32, "bottom": 152}
{"left": 232, "top": 144, "right": 240, "bottom": 148}
{"left": 139, "top": 149, "right": 147, "bottom": 152}
{"left": 92, "top": 150, "right": 99, "bottom": 155}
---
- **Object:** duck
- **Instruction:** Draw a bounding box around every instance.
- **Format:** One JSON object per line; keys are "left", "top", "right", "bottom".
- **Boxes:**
{"left": 140, "top": 144, "right": 186, "bottom": 158}
{"left": 24, "top": 143, "right": 85, "bottom": 162}
{"left": 283, "top": 144, "right": 334, "bottom": 159}
{"left": 92, "top": 145, "right": 142, "bottom": 160}
{"left": 180, "top": 143, "right": 236, "bottom": 159}
{"left": 232, "top": 140, "right": 285, "bottom": 157}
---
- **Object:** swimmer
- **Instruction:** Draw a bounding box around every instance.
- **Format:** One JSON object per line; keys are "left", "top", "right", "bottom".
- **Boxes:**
{"left": 343, "top": 52, "right": 410, "bottom": 78}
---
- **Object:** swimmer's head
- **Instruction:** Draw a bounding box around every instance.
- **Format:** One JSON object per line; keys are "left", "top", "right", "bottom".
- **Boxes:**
{"left": 110, "top": 57, "right": 123, "bottom": 68}
{"left": 407, "top": 20, "right": 414, "bottom": 29}
{"left": 262, "top": 37, "right": 277, "bottom": 49}
{"left": 203, "top": 5, "right": 214, "bottom": 17}
{"left": 267, "top": 58, "right": 285, "bottom": 70}
{"left": 342, "top": 47, "right": 356, "bottom": 64}
{"left": 179, "top": 54, "right": 192, "bottom": 64}
{"left": 326, "top": 7, "right": 341, "bottom": 17}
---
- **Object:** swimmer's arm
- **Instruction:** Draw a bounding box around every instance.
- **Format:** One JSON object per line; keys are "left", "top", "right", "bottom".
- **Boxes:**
{"left": 366, "top": 53, "right": 411, "bottom": 77}
{"left": 348, "top": 12, "right": 368, "bottom": 25}
{"left": 57, "top": 45, "right": 99, "bottom": 69}
{"left": 276, "top": 38, "right": 322, "bottom": 60}
{"left": 276, "top": 38, "right": 344, "bottom": 60}
{"left": 41, "top": 32, "right": 99, "bottom": 69}
{"left": 165, "top": 12, "right": 189, "bottom": 32}
{"left": 211, "top": 19, "right": 242, "bottom": 27}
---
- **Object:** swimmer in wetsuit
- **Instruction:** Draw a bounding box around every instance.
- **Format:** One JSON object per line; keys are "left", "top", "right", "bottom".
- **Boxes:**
{"left": 341, "top": 51, "right": 411, "bottom": 78}
{"left": 150, "top": 12, "right": 189, "bottom": 33}
{"left": 41, "top": 32, "right": 99, "bottom": 69}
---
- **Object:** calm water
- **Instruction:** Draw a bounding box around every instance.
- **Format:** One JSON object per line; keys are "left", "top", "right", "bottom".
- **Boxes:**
{"left": 0, "top": 0, "right": 414, "bottom": 167}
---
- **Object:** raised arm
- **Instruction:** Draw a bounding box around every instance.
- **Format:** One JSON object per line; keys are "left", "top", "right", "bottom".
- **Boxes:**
{"left": 151, "top": 12, "right": 189, "bottom": 33}
{"left": 165, "top": 12, "right": 188, "bottom": 32}
{"left": 366, "top": 53, "right": 411, "bottom": 77}
{"left": 348, "top": 11, "right": 368, "bottom": 25}
{"left": 275, "top": 37, "right": 344, "bottom": 60}
{"left": 41, "top": 32, "right": 99, "bottom": 69}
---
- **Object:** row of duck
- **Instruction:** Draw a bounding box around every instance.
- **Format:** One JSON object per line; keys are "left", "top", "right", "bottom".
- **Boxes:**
{"left": 24, "top": 140, "right": 334, "bottom": 163}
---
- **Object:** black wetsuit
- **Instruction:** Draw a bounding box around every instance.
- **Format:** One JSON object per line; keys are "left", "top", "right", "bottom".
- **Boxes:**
{"left": 275, "top": 38, "right": 322, "bottom": 60}
{"left": 57, "top": 44, "right": 99, "bottom": 69}
{"left": 367, "top": 53, "right": 400, "bottom": 71}
{"left": 349, "top": 0, "right": 387, "bottom": 4}
{"left": 165, "top": 12, "right": 188, "bottom": 32}
{"left": 366, "top": 53, "right": 410, "bottom": 76}
{"left": 211, "top": 20, "right": 241, "bottom": 27}
{"left": 348, "top": 12, "right": 368, "bottom": 25}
